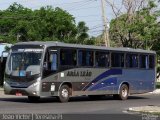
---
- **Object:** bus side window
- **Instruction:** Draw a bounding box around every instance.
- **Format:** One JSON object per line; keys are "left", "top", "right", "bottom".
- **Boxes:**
{"left": 60, "top": 49, "right": 76, "bottom": 66}
{"left": 95, "top": 51, "right": 109, "bottom": 67}
{"left": 149, "top": 55, "right": 155, "bottom": 69}
{"left": 111, "top": 53, "right": 124, "bottom": 67}
{"left": 78, "top": 50, "right": 93, "bottom": 67}
{"left": 139, "top": 55, "right": 149, "bottom": 69}
{"left": 126, "top": 54, "right": 138, "bottom": 68}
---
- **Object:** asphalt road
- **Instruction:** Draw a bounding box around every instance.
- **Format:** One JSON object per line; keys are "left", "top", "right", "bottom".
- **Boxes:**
{"left": 0, "top": 93, "right": 160, "bottom": 120}
{"left": 0, "top": 94, "right": 160, "bottom": 114}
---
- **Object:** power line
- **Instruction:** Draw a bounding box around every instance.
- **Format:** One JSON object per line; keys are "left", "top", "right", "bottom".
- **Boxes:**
{"left": 66, "top": 0, "right": 96, "bottom": 11}
{"left": 90, "top": 24, "right": 104, "bottom": 28}
{"left": 83, "top": 20, "right": 102, "bottom": 22}
{"left": 89, "top": 32, "right": 102, "bottom": 37}
{"left": 68, "top": 6, "right": 100, "bottom": 11}
{"left": 88, "top": 30, "right": 104, "bottom": 33}
{"left": 51, "top": 0, "right": 94, "bottom": 6}
{"left": 89, "top": 25, "right": 104, "bottom": 30}
{"left": 33, "top": 0, "right": 95, "bottom": 10}
{"left": 0, "top": 0, "right": 30, "bottom": 6}
{"left": 0, "top": 0, "right": 104, "bottom": 38}
{"left": 0, "top": 15, "right": 103, "bottom": 20}
{"left": 76, "top": 14, "right": 100, "bottom": 17}
{"left": 26, "top": 0, "right": 94, "bottom": 10}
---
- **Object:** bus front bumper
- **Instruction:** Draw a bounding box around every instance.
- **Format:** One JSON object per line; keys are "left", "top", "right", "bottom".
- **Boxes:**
{"left": 3, "top": 81, "right": 40, "bottom": 97}
{"left": 3, "top": 81, "right": 59, "bottom": 97}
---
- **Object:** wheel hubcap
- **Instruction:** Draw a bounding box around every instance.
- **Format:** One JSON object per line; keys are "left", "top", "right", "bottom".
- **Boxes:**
{"left": 122, "top": 88, "right": 127, "bottom": 97}
{"left": 61, "top": 89, "right": 69, "bottom": 98}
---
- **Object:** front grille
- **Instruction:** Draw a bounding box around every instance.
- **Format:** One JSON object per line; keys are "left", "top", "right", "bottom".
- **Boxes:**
{"left": 9, "top": 82, "right": 29, "bottom": 88}
{"left": 10, "top": 86, "right": 28, "bottom": 88}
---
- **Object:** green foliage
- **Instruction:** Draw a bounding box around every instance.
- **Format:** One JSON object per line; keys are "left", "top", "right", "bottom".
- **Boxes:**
{"left": 4, "top": 45, "right": 10, "bottom": 51}
{"left": 156, "top": 82, "right": 160, "bottom": 89}
{"left": 0, "top": 2, "right": 93, "bottom": 44}
{"left": 110, "top": 0, "right": 160, "bottom": 50}
{"left": 110, "top": 0, "right": 160, "bottom": 77}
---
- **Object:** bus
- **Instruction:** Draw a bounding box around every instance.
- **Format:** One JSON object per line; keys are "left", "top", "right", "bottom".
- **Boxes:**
{"left": 3, "top": 41, "right": 156, "bottom": 102}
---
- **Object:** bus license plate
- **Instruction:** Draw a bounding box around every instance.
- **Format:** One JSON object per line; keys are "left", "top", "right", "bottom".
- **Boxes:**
{"left": 16, "top": 92, "right": 22, "bottom": 96}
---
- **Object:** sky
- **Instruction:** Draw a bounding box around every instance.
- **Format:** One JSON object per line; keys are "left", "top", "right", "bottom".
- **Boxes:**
{"left": 0, "top": 0, "right": 121, "bottom": 37}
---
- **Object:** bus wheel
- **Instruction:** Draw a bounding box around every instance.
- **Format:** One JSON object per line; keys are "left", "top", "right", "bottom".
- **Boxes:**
{"left": 118, "top": 84, "right": 129, "bottom": 100}
{"left": 58, "top": 85, "right": 70, "bottom": 102}
{"left": 28, "top": 96, "right": 40, "bottom": 102}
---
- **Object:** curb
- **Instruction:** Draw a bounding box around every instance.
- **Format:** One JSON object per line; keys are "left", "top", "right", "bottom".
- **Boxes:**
{"left": 149, "top": 89, "right": 160, "bottom": 94}
{"left": 128, "top": 106, "right": 160, "bottom": 114}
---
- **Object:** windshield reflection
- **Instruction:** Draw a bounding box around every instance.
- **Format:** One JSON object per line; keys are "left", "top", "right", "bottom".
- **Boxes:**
{"left": 6, "top": 51, "right": 42, "bottom": 76}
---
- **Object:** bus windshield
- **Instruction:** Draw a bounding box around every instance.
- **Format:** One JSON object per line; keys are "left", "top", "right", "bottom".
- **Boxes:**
{"left": 6, "top": 49, "right": 43, "bottom": 77}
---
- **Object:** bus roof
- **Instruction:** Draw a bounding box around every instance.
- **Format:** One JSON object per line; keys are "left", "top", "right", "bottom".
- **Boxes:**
{"left": 14, "top": 41, "right": 156, "bottom": 54}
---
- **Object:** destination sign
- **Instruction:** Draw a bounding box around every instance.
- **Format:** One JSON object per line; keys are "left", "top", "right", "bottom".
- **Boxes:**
{"left": 17, "top": 49, "right": 43, "bottom": 52}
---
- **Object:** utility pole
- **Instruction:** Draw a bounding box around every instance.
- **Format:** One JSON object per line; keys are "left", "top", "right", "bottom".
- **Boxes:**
{"left": 101, "top": 0, "right": 110, "bottom": 47}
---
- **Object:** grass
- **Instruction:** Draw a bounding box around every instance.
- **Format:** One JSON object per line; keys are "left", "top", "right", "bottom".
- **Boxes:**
{"left": 139, "top": 111, "right": 160, "bottom": 115}
{"left": 156, "top": 82, "right": 160, "bottom": 89}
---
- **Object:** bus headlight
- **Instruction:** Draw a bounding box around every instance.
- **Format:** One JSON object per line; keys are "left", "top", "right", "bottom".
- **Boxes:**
{"left": 30, "top": 77, "right": 41, "bottom": 88}
{"left": 33, "top": 82, "right": 39, "bottom": 87}
{"left": 30, "top": 81, "right": 40, "bottom": 88}
{"left": 32, "top": 91, "right": 37, "bottom": 95}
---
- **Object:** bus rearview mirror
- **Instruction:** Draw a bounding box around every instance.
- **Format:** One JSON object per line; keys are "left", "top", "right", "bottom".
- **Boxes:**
{"left": 1, "top": 51, "right": 9, "bottom": 62}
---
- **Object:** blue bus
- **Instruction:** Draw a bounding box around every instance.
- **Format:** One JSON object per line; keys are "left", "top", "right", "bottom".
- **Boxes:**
{"left": 4, "top": 42, "right": 156, "bottom": 102}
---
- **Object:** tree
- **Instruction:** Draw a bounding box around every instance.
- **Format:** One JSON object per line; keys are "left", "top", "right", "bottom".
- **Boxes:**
{"left": 0, "top": 3, "right": 90, "bottom": 44}
{"left": 75, "top": 21, "right": 89, "bottom": 43}
{"left": 0, "top": 2, "right": 33, "bottom": 43}
{"left": 108, "top": 0, "right": 160, "bottom": 49}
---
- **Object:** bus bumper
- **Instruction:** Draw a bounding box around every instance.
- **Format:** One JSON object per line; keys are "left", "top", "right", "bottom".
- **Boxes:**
{"left": 3, "top": 81, "right": 59, "bottom": 97}
{"left": 3, "top": 81, "right": 40, "bottom": 97}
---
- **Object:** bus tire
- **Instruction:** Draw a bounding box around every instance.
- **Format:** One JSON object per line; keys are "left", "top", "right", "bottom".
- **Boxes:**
{"left": 28, "top": 96, "right": 40, "bottom": 102}
{"left": 118, "top": 84, "right": 129, "bottom": 100}
{"left": 58, "top": 85, "right": 70, "bottom": 102}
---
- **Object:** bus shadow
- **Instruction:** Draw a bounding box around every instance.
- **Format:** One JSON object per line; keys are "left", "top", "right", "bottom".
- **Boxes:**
{"left": 0, "top": 97, "right": 60, "bottom": 103}
{"left": 0, "top": 95, "right": 149, "bottom": 103}
{"left": 128, "top": 96, "right": 149, "bottom": 100}
{"left": 69, "top": 95, "right": 149, "bottom": 102}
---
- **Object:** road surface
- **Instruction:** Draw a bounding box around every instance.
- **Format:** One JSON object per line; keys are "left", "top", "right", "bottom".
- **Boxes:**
{"left": 0, "top": 94, "right": 160, "bottom": 120}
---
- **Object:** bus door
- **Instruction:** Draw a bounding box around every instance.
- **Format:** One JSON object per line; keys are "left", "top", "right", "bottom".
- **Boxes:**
{"left": 41, "top": 49, "right": 58, "bottom": 95}
{"left": 43, "top": 49, "right": 58, "bottom": 78}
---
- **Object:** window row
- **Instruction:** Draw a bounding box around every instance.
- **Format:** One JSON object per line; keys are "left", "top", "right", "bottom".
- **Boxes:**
{"left": 60, "top": 49, "right": 155, "bottom": 69}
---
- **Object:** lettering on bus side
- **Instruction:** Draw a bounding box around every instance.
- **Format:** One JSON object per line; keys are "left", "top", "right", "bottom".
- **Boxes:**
{"left": 67, "top": 70, "right": 92, "bottom": 77}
